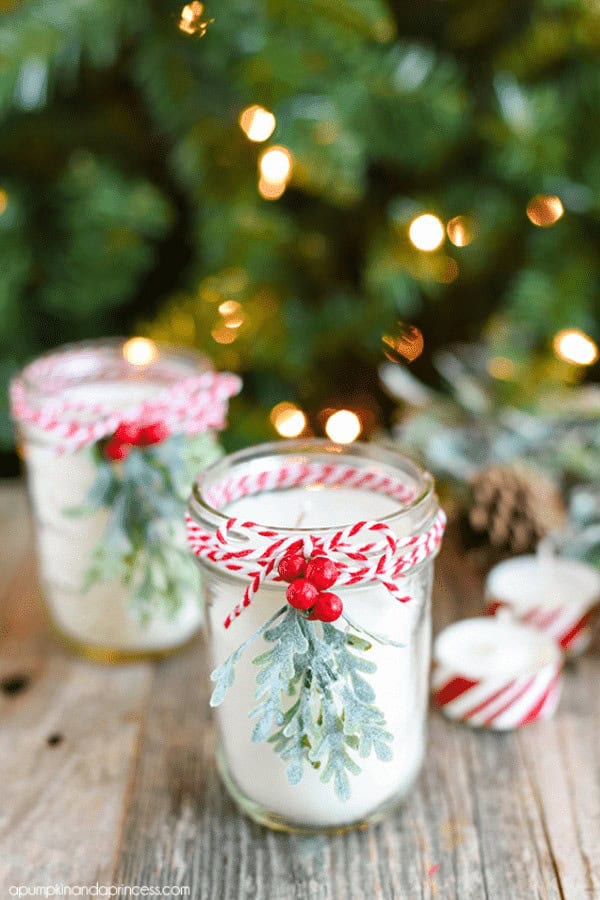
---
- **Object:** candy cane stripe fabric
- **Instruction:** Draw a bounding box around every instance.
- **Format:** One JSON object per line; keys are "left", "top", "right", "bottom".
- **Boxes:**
{"left": 485, "top": 597, "right": 597, "bottom": 656}
{"left": 432, "top": 663, "right": 561, "bottom": 730}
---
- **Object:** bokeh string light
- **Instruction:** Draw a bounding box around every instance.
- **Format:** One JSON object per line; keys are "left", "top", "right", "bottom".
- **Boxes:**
{"left": 178, "top": 2, "right": 213, "bottom": 35}
{"left": 382, "top": 324, "right": 424, "bottom": 363}
{"left": 408, "top": 214, "right": 445, "bottom": 251}
{"left": 325, "top": 410, "right": 362, "bottom": 444}
{"left": 270, "top": 402, "right": 307, "bottom": 438}
{"left": 239, "top": 105, "right": 276, "bottom": 142}
{"left": 122, "top": 337, "right": 158, "bottom": 366}
{"left": 447, "top": 215, "right": 475, "bottom": 247}
{"left": 259, "top": 146, "right": 293, "bottom": 184}
{"left": 526, "top": 195, "right": 564, "bottom": 227}
{"left": 553, "top": 329, "right": 598, "bottom": 366}
{"left": 257, "top": 177, "right": 287, "bottom": 201}
{"left": 257, "top": 146, "right": 293, "bottom": 201}
{"left": 211, "top": 325, "right": 237, "bottom": 345}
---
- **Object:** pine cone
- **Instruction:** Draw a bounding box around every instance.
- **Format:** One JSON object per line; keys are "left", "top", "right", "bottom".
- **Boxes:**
{"left": 469, "top": 464, "right": 566, "bottom": 553}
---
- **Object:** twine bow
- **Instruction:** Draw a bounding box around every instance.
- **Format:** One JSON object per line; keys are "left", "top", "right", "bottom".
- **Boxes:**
{"left": 186, "top": 507, "right": 446, "bottom": 628}
{"left": 11, "top": 368, "right": 242, "bottom": 454}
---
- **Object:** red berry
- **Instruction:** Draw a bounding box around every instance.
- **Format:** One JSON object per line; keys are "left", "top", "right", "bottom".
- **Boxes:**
{"left": 305, "top": 556, "right": 339, "bottom": 591}
{"left": 104, "top": 439, "right": 130, "bottom": 461}
{"left": 139, "top": 422, "right": 170, "bottom": 445}
{"left": 286, "top": 579, "right": 318, "bottom": 611}
{"left": 278, "top": 553, "right": 306, "bottom": 583}
{"left": 113, "top": 421, "right": 143, "bottom": 444}
{"left": 310, "top": 591, "right": 343, "bottom": 622}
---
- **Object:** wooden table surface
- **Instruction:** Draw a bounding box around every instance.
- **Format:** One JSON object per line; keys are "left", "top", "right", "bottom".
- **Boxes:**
{"left": 1, "top": 481, "right": 599, "bottom": 899}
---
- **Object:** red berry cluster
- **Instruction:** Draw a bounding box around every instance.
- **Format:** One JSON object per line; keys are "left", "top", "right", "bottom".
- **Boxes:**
{"left": 278, "top": 552, "right": 343, "bottom": 622}
{"left": 104, "top": 421, "right": 170, "bottom": 461}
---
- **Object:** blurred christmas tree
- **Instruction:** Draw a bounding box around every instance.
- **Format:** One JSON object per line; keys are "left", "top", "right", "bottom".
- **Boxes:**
{"left": 1, "top": 0, "right": 599, "bottom": 459}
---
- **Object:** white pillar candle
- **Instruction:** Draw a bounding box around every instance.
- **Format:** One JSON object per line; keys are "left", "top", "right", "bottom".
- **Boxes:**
{"left": 485, "top": 554, "right": 600, "bottom": 656}
{"left": 433, "top": 616, "right": 563, "bottom": 729}
{"left": 189, "top": 444, "right": 444, "bottom": 832}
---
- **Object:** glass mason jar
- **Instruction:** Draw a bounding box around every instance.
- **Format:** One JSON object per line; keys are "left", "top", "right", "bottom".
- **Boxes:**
{"left": 187, "top": 439, "right": 444, "bottom": 833}
{"left": 11, "top": 337, "right": 240, "bottom": 663}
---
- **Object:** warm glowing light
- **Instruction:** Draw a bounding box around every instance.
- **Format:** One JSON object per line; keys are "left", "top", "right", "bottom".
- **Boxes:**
{"left": 218, "top": 298, "right": 244, "bottom": 327}
{"left": 271, "top": 402, "right": 307, "bottom": 438}
{"left": 447, "top": 215, "right": 475, "bottom": 247}
{"left": 239, "top": 105, "right": 276, "bottom": 142}
{"left": 123, "top": 337, "right": 158, "bottom": 366}
{"left": 259, "top": 146, "right": 293, "bottom": 185}
{"left": 487, "top": 356, "right": 515, "bottom": 380}
{"left": 325, "top": 410, "right": 362, "bottom": 444}
{"left": 0, "top": 189, "right": 7, "bottom": 215}
{"left": 258, "top": 177, "right": 286, "bottom": 201}
{"left": 218, "top": 300, "right": 241, "bottom": 316}
{"left": 211, "top": 325, "right": 237, "bottom": 345}
{"left": 553, "top": 329, "right": 598, "bottom": 366}
{"left": 178, "top": 1, "right": 213, "bottom": 35}
{"left": 382, "top": 324, "right": 424, "bottom": 363}
{"left": 408, "top": 214, "right": 445, "bottom": 252}
{"left": 224, "top": 311, "right": 244, "bottom": 329}
{"left": 526, "top": 195, "right": 564, "bottom": 227}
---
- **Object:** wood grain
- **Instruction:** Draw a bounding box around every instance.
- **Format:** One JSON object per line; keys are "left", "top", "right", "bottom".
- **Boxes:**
{"left": 0, "top": 483, "right": 153, "bottom": 890}
{"left": 1, "top": 483, "right": 599, "bottom": 899}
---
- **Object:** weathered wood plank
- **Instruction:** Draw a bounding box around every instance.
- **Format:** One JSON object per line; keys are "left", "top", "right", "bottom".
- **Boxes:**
{"left": 112, "top": 532, "right": 589, "bottom": 899}
{"left": 0, "top": 484, "right": 154, "bottom": 892}
{"left": 2, "top": 486, "right": 598, "bottom": 899}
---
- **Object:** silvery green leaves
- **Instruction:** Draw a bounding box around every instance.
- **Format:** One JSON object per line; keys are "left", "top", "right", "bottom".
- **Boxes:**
{"left": 210, "top": 607, "right": 394, "bottom": 801}
{"left": 68, "top": 432, "right": 220, "bottom": 622}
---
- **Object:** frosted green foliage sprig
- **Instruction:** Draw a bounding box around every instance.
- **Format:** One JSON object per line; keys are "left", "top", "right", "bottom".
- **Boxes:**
{"left": 210, "top": 606, "right": 394, "bottom": 801}
{"left": 68, "top": 432, "right": 220, "bottom": 621}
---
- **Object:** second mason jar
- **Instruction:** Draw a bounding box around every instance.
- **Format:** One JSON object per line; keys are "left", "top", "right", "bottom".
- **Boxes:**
{"left": 187, "top": 439, "right": 445, "bottom": 833}
{"left": 11, "top": 337, "right": 241, "bottom": 662}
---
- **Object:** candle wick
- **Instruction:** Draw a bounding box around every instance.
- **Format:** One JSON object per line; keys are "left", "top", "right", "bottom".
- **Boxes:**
{"left": 293, "top": 503, "right": 310, "bottom": 528}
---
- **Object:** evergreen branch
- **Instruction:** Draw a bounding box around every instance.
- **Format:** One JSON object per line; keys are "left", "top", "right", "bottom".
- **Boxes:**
{"left": 67, "top": 434, "right": 218, "bottom": 622}
{"left": 213, "top": 606, "right": 395, "bottom": 800}
{"left": 209, "top": 605, "right": 288, "bottom": 707}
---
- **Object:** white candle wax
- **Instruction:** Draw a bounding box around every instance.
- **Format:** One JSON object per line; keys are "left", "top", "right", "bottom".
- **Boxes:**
{"left": 24, "top": 382, "right": 207, "bottom": 653}
{"left": 207, "top": 485, "right": 432, "bottom": 829}
{"left": 485, "top": 554, "right": 600, "bottom": 655}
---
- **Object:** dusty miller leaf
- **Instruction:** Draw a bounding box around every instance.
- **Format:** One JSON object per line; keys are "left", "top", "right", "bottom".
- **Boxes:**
{"left": 215, "top": 606, "right": 396, "bottom": 801}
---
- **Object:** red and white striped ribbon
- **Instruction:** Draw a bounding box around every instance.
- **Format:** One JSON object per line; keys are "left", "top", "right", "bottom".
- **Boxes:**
{"left": 432, "top": 660, "right": 562, "bottom": 730}
{"left": 485, "top": 598, "right": 596, "bottom": 656}
{"left": 186, "top": 460, "right": 446, "bottom": 628}
{"left": 10, "top": 349, "right": 241, "bottom": 454}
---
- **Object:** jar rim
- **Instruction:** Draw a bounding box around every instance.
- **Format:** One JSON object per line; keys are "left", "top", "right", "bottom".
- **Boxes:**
{"left": 188, "top": 438, "right": 438, "bottom": 535}
{"left": 17, "top": 337, "right": 213, "bottom": 400}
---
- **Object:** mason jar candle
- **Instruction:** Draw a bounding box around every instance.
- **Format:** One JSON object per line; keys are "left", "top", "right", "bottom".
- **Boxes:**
{"left": 11, "top": 337, "right": 241, "bottom": 662}
{"left": 186, "top": 440, "right": 445, "bottom": 833}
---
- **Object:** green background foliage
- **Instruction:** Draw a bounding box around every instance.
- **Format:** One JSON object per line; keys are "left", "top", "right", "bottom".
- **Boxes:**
{"left": 1, "top": 0, "right": 598, "bottom": 457}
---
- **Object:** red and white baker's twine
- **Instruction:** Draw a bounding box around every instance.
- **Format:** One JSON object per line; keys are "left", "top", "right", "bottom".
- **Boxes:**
{"left": 186, "top": 461, "right": 446, "bottom": 629}
{"left": 11, "top": 353, "right": 241, "bottom": 454}
{"left": 432, "top": 660, "right": 561, "bottom": 729}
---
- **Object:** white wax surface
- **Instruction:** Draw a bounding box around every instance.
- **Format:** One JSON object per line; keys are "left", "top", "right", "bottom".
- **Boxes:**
{"left": 23, "top": 382, "right": 204, "bottom": 652}
{"left": 485, "top": 555, "right": 600, "bottom": 613}
{"left": 434, "top": 617, "right": 561, "bottom": 681}
{"left": 227, "top": 485, "right": 401, "bottom": 529}
{"left": 207, "top": 484, "right": 432, "bottom": 828}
